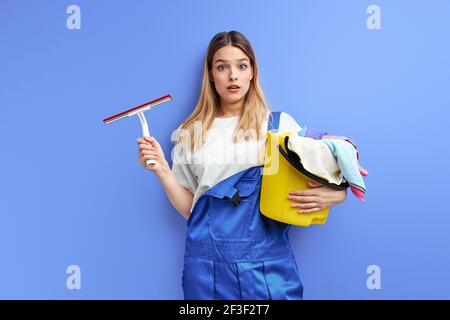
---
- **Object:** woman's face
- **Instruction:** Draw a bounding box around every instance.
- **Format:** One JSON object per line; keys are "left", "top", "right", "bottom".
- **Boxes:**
{"left": 210, "top": 45, "right": 253, "bottom": 106}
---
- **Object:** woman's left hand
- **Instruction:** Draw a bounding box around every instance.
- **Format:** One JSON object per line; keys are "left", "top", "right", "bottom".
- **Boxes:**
{"left": 288, "top": 181, "right": 347, "bottom": 213}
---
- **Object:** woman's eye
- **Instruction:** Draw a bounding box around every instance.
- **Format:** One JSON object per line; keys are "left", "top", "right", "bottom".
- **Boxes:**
{"left": 217, "top": 64, "right": 247, "bottom": 71}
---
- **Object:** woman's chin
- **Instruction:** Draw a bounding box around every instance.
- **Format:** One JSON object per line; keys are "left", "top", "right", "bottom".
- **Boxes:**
{"left": 223, "top": 94, "right": 245, "bottom": 104}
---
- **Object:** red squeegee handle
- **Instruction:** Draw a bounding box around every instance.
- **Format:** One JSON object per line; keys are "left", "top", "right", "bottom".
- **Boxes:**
{"left": 102, "top": 94, "right": 172, "bottom": 124}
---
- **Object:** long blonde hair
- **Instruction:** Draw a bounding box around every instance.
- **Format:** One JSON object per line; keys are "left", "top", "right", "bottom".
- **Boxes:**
{"left": 176, "top": 31, "right": 271, "bottom": 150}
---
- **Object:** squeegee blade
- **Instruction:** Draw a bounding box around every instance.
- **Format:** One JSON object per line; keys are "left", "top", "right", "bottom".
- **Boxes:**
{"left": 102, "top": 94, "right": 172, "bottom": 124}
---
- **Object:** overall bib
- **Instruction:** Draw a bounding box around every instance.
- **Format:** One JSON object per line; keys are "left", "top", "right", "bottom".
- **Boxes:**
{"left": 181, "top": 112, "right": 304, "bottom": 300}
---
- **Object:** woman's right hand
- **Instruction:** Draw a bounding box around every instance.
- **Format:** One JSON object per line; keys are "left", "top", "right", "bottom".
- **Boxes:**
{"left": 137, "top": 136, "right": 192, "bottom": 219}
{"left": 137, "top": 136, "right": 170, "bottom": 177}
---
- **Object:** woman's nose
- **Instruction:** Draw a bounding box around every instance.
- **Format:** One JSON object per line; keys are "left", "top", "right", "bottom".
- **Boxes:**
{"left": 229, "top": 68, "right": 238, "bottom": 80}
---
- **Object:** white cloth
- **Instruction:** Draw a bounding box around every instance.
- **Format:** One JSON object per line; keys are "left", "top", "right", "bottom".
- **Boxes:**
{"left": 171, "top": 112, "right": 302, "bottom": 212}
{"left": 286, "top": 134, "right": 342, "bottom": 185}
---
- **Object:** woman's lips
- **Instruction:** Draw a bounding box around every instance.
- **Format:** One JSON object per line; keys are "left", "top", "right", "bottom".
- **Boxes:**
{"left": 227, "top": 86, "right": 240, "bottom": 93}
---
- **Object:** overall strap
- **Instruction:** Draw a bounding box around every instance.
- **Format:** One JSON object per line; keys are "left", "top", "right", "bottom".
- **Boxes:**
{"left": 267, "top": 111, "right": 282, "bottom": 132}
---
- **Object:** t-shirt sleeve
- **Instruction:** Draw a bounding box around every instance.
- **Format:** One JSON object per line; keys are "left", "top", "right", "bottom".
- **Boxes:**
{"left": 170, "top": 143, "right": 198, "bottom": 195}
{"left": 279, "top": 112, "right": 303, "bottom": 133}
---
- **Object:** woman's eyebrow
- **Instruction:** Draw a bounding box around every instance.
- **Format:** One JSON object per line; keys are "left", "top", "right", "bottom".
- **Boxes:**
{"left": 215, "top": 58, "right": 249, "bottom": 64}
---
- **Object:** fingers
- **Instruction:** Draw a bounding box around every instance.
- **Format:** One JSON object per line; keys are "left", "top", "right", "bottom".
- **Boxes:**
{"left": 298, "top": 207, "right": 322, "bottom": 214}
{"left": 308, "top": 181, "right": 323, "bottom": 188}
{"left": 359, "top": 165, "right": 369, "bottom": 176}
{"left": 136, "top": 137, "right": 166, "bottom": 171}
{"left": 289, "top": 182, "right": 324, "bottom": 197}
{"left": 137, "top": 137, "right": 162, "bottom": 152}
{"left": 291, "top": 202, "right": 321, "bottom": 213}
{"left": 137, "top": 140, "right": 157, "bottom": 159}
{"left": 289, "top": 198, "right": 322, "bottom": 213}
{"left": 141, "top": 154, "right": 158, "bottom": 162}
{"left": 288, "top": 190, "right": 323, "bottom": 213}
{"left": 139, "top": 144, "right": 154, "bottom": 152}
{"left": 140, "top": 155, "right": 158, "bottom": 164}
{"left": 140, "top": 152, "right": 158, "bottom": 165}
{"left": 287, "top": 194, "right": 318, "bottom": 203}
{"left": 290, "top": 202, "right": 318, "bottom": 209}
{"left": 289, "top": 199, "right": 323, "bottom": 213}
{"left": 141, "top": 149, "right": 158, "bottom": 156}
{"left": 143, "top": 136, "right": 156, "bottom": 143}
{"left": 137, "top": 139, "right": 153, "bottom": 150}
{"left": 139, "top": 148, "right": 158, "bottom": 158}
{"left": 144, "top": 136, "right": 162, "bottom": 150}
{"left": 289, "top": 188, "right": 321, "bottom": 197}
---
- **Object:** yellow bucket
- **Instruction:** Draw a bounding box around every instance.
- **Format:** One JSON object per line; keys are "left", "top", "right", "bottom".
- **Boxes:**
{"left": 260, "top": 131, "right": 340, "bottom": 227}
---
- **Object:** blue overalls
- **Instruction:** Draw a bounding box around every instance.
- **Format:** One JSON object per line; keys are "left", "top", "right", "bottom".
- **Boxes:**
{"left": 181, "top": 112, "right": 305, "bottom": 300}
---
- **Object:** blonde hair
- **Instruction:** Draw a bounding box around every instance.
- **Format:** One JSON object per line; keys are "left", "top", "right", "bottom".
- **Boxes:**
{"left": 176, "top": 31, "right": 271, "bottom": 150}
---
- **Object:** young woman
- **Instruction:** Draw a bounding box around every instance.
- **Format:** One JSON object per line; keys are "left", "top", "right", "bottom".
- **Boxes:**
{"left": 137, "top": 31, "right": 347, "bottom": 300}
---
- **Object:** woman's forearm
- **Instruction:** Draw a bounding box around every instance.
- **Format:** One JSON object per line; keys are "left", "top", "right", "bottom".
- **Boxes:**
{"left": 157, "top": 161, "right": 194, "bottom": 219}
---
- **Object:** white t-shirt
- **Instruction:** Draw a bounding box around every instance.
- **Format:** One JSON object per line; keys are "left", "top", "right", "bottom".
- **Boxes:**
{"left": 171, "top": 112, "right": 302, "bottom": 212}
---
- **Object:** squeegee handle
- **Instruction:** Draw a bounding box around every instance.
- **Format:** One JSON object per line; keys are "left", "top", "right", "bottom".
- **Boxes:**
{"left": 137, "top": 112, "right": 156, "bottom": 166}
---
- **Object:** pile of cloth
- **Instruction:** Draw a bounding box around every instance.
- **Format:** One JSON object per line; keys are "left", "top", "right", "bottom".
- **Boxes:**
{"left": 287, "top": 127, "right": 369, "bottom": 202}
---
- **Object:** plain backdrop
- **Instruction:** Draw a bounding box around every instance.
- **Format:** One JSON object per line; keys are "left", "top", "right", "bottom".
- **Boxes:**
{"left": 1, "top": 0, "right": 449, "bottom": 299}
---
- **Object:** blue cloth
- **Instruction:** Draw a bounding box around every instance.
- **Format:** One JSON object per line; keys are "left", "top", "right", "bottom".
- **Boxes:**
{"left": 321, "top": 139, "right": 366, "bottom": 192}
{"left": 268, "top": 113, "right": 328, "bottom": 139}
{"left": 299, "top": 126, "right": 328, "bottom": 139}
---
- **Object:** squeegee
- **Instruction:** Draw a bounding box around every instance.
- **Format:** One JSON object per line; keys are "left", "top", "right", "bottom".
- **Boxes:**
{"left": 102, "top": 94, "right": 172, "bottom": 166}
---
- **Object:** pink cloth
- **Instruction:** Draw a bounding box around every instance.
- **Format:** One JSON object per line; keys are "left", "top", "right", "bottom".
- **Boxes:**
{"left": 350, "top": 185, "right": 365, "bottom": 202}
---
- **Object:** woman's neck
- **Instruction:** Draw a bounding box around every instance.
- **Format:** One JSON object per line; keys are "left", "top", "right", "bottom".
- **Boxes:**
{"left": 219, "top": 100, "right": 244, "bottom": 117}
